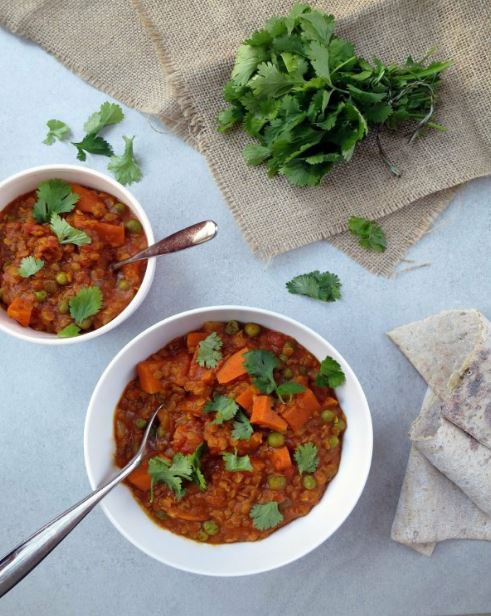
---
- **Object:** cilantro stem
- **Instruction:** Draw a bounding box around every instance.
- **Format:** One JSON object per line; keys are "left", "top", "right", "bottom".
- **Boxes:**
{"left": 375, "top": 129, "right": 401, "bottom": 178}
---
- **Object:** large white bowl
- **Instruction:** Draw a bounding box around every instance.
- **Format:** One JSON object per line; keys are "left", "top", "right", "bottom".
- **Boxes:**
{"left": 0, "top": 164, "right": 155, "bottom": 345}
{"left": 84, "top": 306, "right": 372, "bottom": 576}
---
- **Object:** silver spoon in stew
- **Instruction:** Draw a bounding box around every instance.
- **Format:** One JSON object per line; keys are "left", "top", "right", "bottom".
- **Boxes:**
{"left": 0, "top": 405, "right": 163, "bottom": 598}
{"left": 111, "top": 219, "right": 217, "bottom": 271}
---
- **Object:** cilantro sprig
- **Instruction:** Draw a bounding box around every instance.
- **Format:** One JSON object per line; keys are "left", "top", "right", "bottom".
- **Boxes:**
{"left": 294, "top": 442, "right": 319, "bottom": 474}
{"left": 72, "top": 102, "right": 124, "bottom": 161}
{"left": 286, "top": 270, "right": 341, "bottom": 302}
{"left": 204, "top": 394, "right": 239, "bottom": 424}
{"left": 219, "top": 4, "right": 451, "bottom": 186}
{"left": 148, "top": 443, "right": 207, "bottom": 500}
{"left": 348, "top": 217, "right": 387, "bottom": 252}
{"left": 108, "top": 136, "right": 142, "bottom": 186}
{"left": 50, "top": 213, "right": 92, "bottom": 246}
{"left": 232, "top": 410, "right": 254, "bottom": 441}
{"left": 316, "top": 356, "right": 346, "bottom": 388}
{"left": 69, "top": 286, "right": 103, "bottom": 325}
{"left": 43, "top": 119, "right": 71, "bottom": 145}
{"left": 250, "top": 501, "right": 284, "bottom": 531}
{"left": 243, "top": 349, "right": 305, "bottom": 401}
{"left": 33, "top": 179, "right": 79, "bottom": 223}
{"left": 222, "top": 450, "right": 253, "bottom": 472}
{"left": 18, "top": 256, "right": 44, "bottom": 278}
{"left": 197, "top": 332, "right": 223, "bottom": 368}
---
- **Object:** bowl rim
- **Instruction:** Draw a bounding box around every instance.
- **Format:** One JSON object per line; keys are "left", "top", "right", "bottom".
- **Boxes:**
{"left": 0, "top": 164, "right": 156, "bottom": 345}
{"left": 84, "top": 305, "right": 373, "bottom": 576}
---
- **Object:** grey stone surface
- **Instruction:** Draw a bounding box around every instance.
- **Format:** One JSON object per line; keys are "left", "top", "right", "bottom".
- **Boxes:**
{"left": 0, "top": 27, "right": 490, "bottom": 616}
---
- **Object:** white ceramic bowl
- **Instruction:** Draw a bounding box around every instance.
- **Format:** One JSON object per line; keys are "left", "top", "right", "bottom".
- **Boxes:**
{"left": 0, "top": 164, "right": 155, "bottom": 345}
{"left": 84, "top": 306, "right": 372, "bottom": 576}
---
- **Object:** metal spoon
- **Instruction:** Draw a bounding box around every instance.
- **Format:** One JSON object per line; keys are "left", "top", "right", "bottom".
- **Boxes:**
{"left": 0, "top": 405, "right": 163, "bottom": 598}
{"left": 111, "top": 220, "right": 217, "bottom": 271}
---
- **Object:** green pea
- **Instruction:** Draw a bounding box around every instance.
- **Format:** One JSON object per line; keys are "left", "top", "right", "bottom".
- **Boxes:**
{"left": 267, "top": 432, "right": 285, "bottom": 448}
{"left": 155, "top": 510, "right": 168, "bottom": 520}
{"left": 303, "top": 475, "right": 317, "bottom": 490}
{"left": 114, "top": 202, "right": 126, "bottom": 215}
{"left": 118, "top": 278, "right": 130, "bottom": 290}
{"left": 43, "top": 280, "right": 57, "bottom": 294}
{"left": 267, "top": 475, "right": 286, "bottom": 490}
{"left": 335, "top": 418, "right": 346, "bottom": 432}
{"left": 197, "top": 530, "right": 209, "bottom": 542}
{"left": 157, "top": 425, "right": 166, "bottom": 438}
{"left": 282, "top": 341, "right": 295, "bottom": 357}
{"left": 202, "top": 520, "right": 220, "bottom": 536}
{"left": 125, "top": 218, "right": 143, "bottom": 234}
{"left": 58, "top": 299, "right": 69, "bottom": 314}
{"left": 225, "top": 320, "right": 240, "bottom": 335}
{"left": 244, "top": 322, "right": 261, "bottom": 337}
{"left": 282, "top": 367, "right": 293, "bottom": 380}
{"left": 299, "top": 366, "right": 308, "bottom": 375}
{"left": 135, "top": 418, "right": 147, "bottom": 429}
{"left": 321, "top": 410, "right": 335, "bottom": 423}
{"left": 34, "top": 290, "right": 48, "bottom": 302}
{"left": 55, "top": 272, "right": 68, "bottom": 286}
{"left": 279, "top": 354, "right": 288, "bottom": 364}
{"left": 78, "top": 317, "right": 93, "bottom": 330}
{"left": 328, "top": 435, "right": 339, "bottom": 449}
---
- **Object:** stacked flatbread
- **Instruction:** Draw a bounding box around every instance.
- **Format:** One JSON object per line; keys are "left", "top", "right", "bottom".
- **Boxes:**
{"left": 388, "top": 309, "right": 491, "bottom": 555}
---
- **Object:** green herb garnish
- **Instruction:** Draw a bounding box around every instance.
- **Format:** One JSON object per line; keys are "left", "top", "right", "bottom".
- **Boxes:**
{"left": 33, "top": 179, "right": 79, "bottom": 223}
{"left": 232, "top": 411, "right": 254, "bottom": 441}
{"left": 108, "top": 136, "right": 142, "bottom": 186}
{"left": 188, "top": 442, "right": 207, "bottom": 491}
{"left": 69, "top": 286, "right": 103, "bottom": 325}
{"left": 148, "top": 454, "right": 193, "bottom": 501}
{"left": 286, "top": 270, "right": 341, "bottom": 302}
{"left": 197, "top": 332, "right": 223, "bottom": 368}
{"left": 348, "top": 217, "right": 387, "bottom": 252}
{"left": 72, "top": 134, "right": 114, "bottom": 161}
{"left": 204, "top": 394, "right": 239, "bottom": 424}
{"left": 50, "top": 213, "right": 92, "bottom": 246}
{"left": 250, "top": 501, "right": 284, "bottom": 530}
{"left": 57, "top": 323, "right": 81, "bottom": 338}
{"left": 244, "top": 349, "right": 305, "bottom": 401}
{"left": 43, "top": 119, "right": 71, "bottom": 145}
{"left": 222, "top": 450, "right": 253, "bottom": 472}
{"left": 219, "top": 4, "right": 451, "bottom": 186}
{"left": 18, "top": 256, "right": 44, "bottom": 278}
{"left": 71, "top": 102, "right": 124, "bottom": 161}
{"left": 316, "top": 356, "right": 345, "bottom": 388}
{"left": 294, "top": 442, "right": 319, "bottom": 474}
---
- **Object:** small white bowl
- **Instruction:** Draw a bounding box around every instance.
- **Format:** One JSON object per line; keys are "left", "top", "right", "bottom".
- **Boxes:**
{"left": 84, "top": 306, "right": 372, "bottom": 576}
{"left": 0, "top": 164, "right": 155, "bottom": 345}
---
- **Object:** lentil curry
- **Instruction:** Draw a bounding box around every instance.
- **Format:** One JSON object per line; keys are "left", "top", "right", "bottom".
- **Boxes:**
{"left": 0, "top": 179, "right": 147, "bottom": 336}
{"left": 114, "top": 320, "right": 347, "bottom": 544}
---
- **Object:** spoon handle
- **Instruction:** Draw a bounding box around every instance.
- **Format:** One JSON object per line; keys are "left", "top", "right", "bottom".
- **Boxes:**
{"left": 112, "top": 219, "right": 218, "bottom": 270}
{"left": 0, "top": 455, "right": 140, "bottom": 598}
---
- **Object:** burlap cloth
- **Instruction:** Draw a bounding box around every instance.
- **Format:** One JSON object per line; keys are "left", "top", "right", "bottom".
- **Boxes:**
{"left": 1, "top": 1, "right": 490, "bottom": 276}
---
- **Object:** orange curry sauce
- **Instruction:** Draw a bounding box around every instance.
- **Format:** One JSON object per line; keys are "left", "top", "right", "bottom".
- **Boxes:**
{"left": 0, "top": 183, "right": 147, "bottom": 334}
{"left": 114, "top": 321, "right": 346, "bottom": 544}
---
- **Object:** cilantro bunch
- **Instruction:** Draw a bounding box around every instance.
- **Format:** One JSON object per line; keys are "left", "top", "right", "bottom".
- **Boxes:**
{"left": 218, "top": 4, "right": 451, "bottom": 186}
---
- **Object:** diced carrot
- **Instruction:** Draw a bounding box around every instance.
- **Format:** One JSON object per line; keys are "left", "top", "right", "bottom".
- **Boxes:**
{"left": 7, "top": 297, "right": 33, "bottom": 327}
{"left": 216, "top": 347, "right": 249, "bottom": 384}
{"left": 186, "top": 331, "right": 208, "bottom": 352}
{"left": 71, "top": 183, "right": 106, "bottom": 217}
{"left": 137, "top": 360, "right": 162, "bottom": 394}
{"left": 127, "top": 463, "right": 151, "bottom": 491}
{"left": 235, "top": 385, "right": 257, "bottom": 413}
{"left": 270, "top": 446, "right": 292, "bottom": 471}
{"left": 251, "top": 395, "right": 288, "bottom": 432}
{"left": 91, "top": 221, "right": 125, "bottom": 247}
{"left": 323, "top": 396, "right": 339, "bottom": 408}
{"left": 282, "top": 388, "right": 321, "bottom": 432}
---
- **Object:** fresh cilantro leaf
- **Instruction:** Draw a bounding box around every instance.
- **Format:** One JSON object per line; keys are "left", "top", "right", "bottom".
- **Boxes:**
{"left": 286, "top": 270, "right": 341, "bottom": 302}
{"left": 294, "top": 442, "right": 319, "bottom": 474}
{"left": 232, "top": 44, "right": 268, "bottom": 86}
{"left": 217, "top": 106, "right": 244, "bottom": 132}
{"left": 249, "top": 62, "right": 301, "bottom": 98}
{"left": 33, "top": 179, "right": 80, "bottom": 223}
{"left": 243, "top": 349, "right": 279, "bottom": 394}
{"left": 69, "top": 286, "right": 103, "bottom": 325}
{"left": 306, "top": 40, "right": 331, "bottom": 84}
{"left": 232, "top": 411, "right": 254, "bottom": 441}
{"left": 197, "top": 332, "right": 223, "bottom": 368}
{"left": 243, "top": 144, "right": 271, "bottom": 166}
{"left": 222, "top": 450, "right": 253, "bottom": 472}
{"left": 107, "top": 136, "right": 142, "bottom": 186}
{"left": 72, "top": 134, "right": 114, "bottom": 161}
{"left": 43, "top": 119, "right": 71, "bottom": 145}
{"left": 276, "top": 381, "right": 306, "bottom": 403}
{"left": 50, "top": 213, "right": 92, "bottom": 246}
{"left": 299, "top": 10, "right": 335, "bottom": 43}
{"left": 316, "top": 356, "right": 346, "bottom": 388}
{"left": 18, "top": 256, "right": 44, "bottom": 278}
{"left": 83, "top": 101, "right": 124, "bottom": 135}
{"left": 348, "top": 217, "right": 387, "bottom": 252}
{"left": 250, "top": 501, "right": 284, "bottom": 530}
{"left": 148, "top": 454, "right": 193, "bottom": 501}
{"left": 57, "top": 323, "right": 81, "bottom": 338}
{"left": 188, "top": 443, "right": 207, "bottom": 491}
{"left": 204, "top": 395, "right": 239, "bottom": 424}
